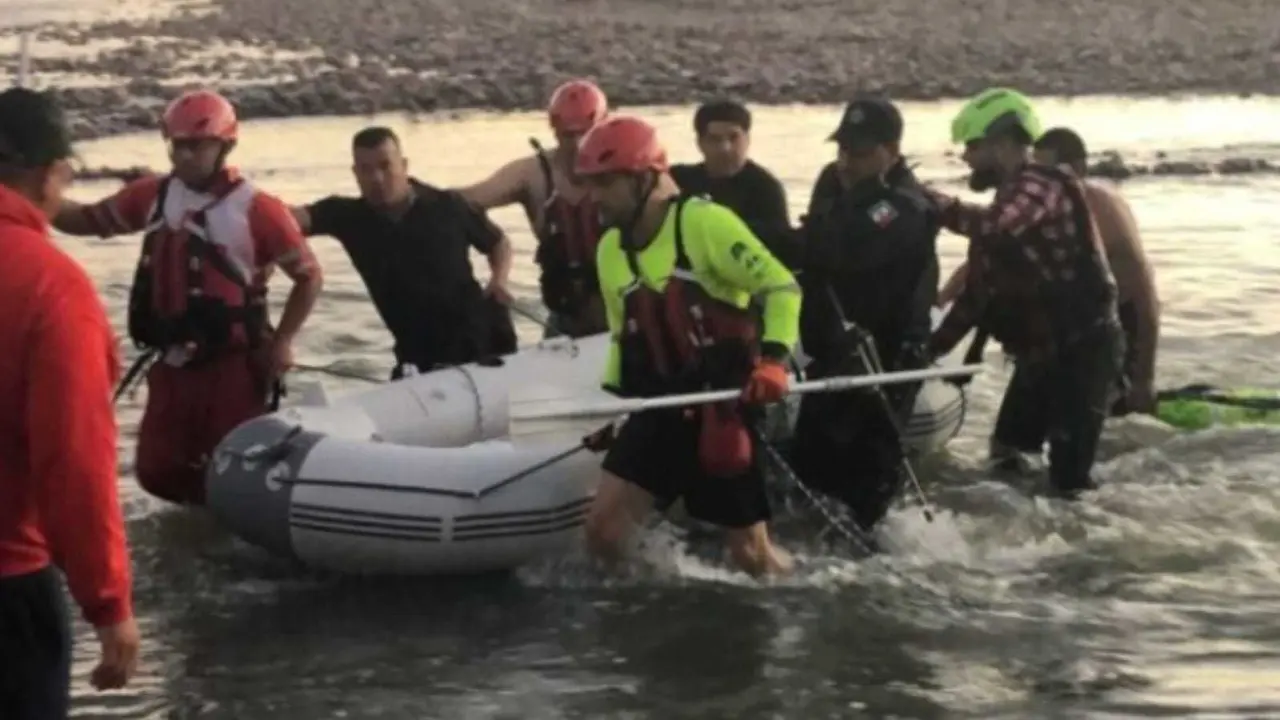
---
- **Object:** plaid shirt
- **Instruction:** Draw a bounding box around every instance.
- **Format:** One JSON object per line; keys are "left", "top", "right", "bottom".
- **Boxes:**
{"left": 930, "top": 164, "right": 1116, "bottom": 359}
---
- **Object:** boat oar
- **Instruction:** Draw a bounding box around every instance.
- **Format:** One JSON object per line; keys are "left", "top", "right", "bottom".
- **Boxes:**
{"left": 508, "top": 298, "right": 553, "bottom": 333}
{"left": 850, "top": 334, "right": 936, "bottom": 523}
{"left": 508, "top": 363, "right": 985, "bottom": 440}
{"left": 293, "top": 362, "right": 384, "bottom": 384}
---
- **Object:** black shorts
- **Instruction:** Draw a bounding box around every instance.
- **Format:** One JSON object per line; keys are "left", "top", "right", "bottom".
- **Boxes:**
{"left": 0, "top": 566, "right": 71, "bottom": 720}
{"left": 601, "top": 409, "right": 772, "bottom": 529}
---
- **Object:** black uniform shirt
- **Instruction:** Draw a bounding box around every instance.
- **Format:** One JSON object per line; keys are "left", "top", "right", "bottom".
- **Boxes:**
{"left": 308, "top": 179, "right": 507, "bottom": 367}
{"left": 799, "top": 159, "right": 940, "bottom": 366}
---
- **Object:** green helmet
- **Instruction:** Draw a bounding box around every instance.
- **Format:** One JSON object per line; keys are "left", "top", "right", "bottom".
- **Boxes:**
{"left": 950, "top": 87, "right": 1042, "bottom": 145}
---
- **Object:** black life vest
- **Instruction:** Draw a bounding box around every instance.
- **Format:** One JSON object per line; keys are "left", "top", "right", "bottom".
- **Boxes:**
{"left": 529, "top": 139, "right": 604, "bottom": 317}
{"left": 126, "top": 177, "right": 267, "bottom": 362}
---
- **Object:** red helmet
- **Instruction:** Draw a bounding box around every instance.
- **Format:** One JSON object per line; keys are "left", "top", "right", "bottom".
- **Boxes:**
{"left": 162, "top": 90, "right": 238, "bottom": 142}
{"left": 547, "top": 80, "right": 608, "bottom": 134}
{"left": 574, "top": 115, "right": 669, "bottom": 177}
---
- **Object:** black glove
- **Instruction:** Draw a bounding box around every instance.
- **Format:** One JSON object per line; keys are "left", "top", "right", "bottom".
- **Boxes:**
{"left": 582, "top": 423, "right": 616, "bottom": 453}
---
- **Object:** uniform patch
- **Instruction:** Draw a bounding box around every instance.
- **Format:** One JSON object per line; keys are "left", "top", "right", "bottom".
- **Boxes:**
{"left": 868, "top": 200, "right": 898, "bottom": 227}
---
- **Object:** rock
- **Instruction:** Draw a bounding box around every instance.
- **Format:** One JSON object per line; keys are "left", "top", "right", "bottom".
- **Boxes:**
{"left": 1151, "top": 160, "right": 1211, "bottom": 176}
{"left": 1090, "top": 152, "right": 1134, "bottom": 180}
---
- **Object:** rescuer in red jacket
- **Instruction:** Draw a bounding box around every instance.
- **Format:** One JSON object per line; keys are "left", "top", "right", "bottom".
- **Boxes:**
{"left": 0, "top": 87, "right": 140, "bottom": 719}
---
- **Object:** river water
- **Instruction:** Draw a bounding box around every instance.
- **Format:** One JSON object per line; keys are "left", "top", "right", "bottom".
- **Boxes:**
{"left": 46, "top": 97, "right": 1280, "bottom": 718}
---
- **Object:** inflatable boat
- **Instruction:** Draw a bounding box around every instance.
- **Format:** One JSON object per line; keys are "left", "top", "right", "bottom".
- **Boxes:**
{"left": 207, "top": 334, "right": 969, "bottom": 576}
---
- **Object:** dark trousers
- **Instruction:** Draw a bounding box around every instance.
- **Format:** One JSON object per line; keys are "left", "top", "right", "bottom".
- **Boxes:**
{"left": 993, "top": 321, "right": 1125, "bottom": 494}
{"left": 0, "top": 567, "right": 71, "bottom": 720}
{"left": 789, "top": 348, "right": 924, "bottom": 533}
{"left": 391, "top": 297, "right": 514, "bottom": 380}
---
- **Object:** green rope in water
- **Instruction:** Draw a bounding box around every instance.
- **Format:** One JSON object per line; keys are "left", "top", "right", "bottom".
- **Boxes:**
{"left": 1155, "top": 385, "right": 1280, "bottom": 431}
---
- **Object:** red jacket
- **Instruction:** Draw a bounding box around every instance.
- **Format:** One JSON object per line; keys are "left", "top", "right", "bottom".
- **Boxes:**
{"left": 0, "top": 185, "right": 133, "bottom": 627}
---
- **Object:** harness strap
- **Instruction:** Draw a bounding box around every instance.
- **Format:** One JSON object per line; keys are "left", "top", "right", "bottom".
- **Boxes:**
{"left": 1024, "top": 164, "right": 1115, "bottom": 329}
{"left": 620, "top": 195, "right": 690, "bottom": 282}
{"left": 529, "top": 138, "right": 555, "bottom": 211}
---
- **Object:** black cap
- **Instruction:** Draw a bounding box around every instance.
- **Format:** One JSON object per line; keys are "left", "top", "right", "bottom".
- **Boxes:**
{"left": 0, "top": 88, "right": 74, "bottom": 168}
{"left": 828, "top": 95, "right": 903, "bottom": 149}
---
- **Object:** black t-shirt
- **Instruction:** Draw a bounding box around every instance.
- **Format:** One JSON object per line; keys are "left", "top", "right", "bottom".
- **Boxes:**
{"left": 307, "top": 179, "right": 504, "bottom": 367}
{"left": 670, "top": 160, "right": 801, "bottom": 268}
{"left": 806, "top": 162, "right": 844, "bottom": 220}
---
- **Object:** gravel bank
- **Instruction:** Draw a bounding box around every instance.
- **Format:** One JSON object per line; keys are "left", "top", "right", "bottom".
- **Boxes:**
{"left": 4, "top": 0, "right": 1279, "bottom": 148}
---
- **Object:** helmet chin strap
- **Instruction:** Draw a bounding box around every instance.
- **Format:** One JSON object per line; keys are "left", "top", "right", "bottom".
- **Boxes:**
{"left": 619, "top": 171, "right": 658, "bottom": 250}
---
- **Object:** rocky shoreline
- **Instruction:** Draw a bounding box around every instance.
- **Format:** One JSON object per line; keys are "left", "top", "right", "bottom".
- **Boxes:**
{"left": 70, "top": 154, "right": 1280, "bottom": 185}
{"left": 5, "top": 0, "right": 1279, "bottom": 177}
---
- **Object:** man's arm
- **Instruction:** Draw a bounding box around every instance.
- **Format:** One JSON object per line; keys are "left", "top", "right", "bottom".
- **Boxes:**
{"left": 289, "top": 196, "right": 345, "bottom": 238}
{"left": 52, "top": 175, "right": 163, "bottom": 238}
{"left": 937, "top": 260, "right": 969, "bottom": 307}
{"left": 28, "top": 275, "right": 133, "bottom": 629}
{"left": 700, "top": 203, "right": 802, "bottom": 359}
{"left": 455, "top": 195, "right": 513, "bottom": 292}
{"left": 929, "top": 251, "right": 987, "bottom": 358}
{"left": 249, "top": 195, "right": 323, "bottom": 343}
{"left": 1095, "top": 190, "right": 1160, "bottom": 391}
{"left": 760, "top": 168, "right": 791, "bottom": 231}
{"left": 455, "top": 158, "right": 531, "bottom": 211}
{"left": 289, "top": 205, "right": 312, "bottom": 235}
{"left": 485, "top": 235, "right": 514, "bottom": 291}
{"left": 928, "top": 171, "right": 1063, "bottom": 242}
{"left": 751, "top": 169, "right": 802, "bottom": 268}
{"left": 596, "top": 233, "right": 625, "bottom": 389}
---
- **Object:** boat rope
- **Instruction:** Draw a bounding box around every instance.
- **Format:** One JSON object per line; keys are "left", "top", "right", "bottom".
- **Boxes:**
{"left": 753, "top": 426, "right": 881, "bottom": 557}
{"left": 472, "top": 443, "right": 590, "bottom": 499}
{"left": 449, "top": 363, "right": 487, "bottom": 441}
{"left": 113, "top": 348, "right": 158, "bottom": 405}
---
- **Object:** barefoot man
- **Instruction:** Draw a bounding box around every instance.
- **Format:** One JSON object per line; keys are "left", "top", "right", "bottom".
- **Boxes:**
{"left": 456, "top": 80, "right": 609, "bottom": 338}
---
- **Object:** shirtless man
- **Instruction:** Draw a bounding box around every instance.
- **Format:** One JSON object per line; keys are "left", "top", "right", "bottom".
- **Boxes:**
{"left": 937, "top": 126, "right": 1160, "bottom": 415}
{"left": 455, "top": 79, "right": 609, "bottom": 338}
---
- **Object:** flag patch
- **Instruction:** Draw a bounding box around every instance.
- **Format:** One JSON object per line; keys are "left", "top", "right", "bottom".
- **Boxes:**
{"left": 868, "top": 200, "right": 898, "bottom": 227}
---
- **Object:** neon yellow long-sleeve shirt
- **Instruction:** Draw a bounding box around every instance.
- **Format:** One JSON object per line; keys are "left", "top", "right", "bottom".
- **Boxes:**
{"left": 595, "top": 196, "right": 802, "bottom": 387}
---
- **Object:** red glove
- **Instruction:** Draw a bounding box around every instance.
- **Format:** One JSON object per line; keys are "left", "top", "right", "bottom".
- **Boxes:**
{"left": 741, "top": 358, "right": 789, "bottom": 405}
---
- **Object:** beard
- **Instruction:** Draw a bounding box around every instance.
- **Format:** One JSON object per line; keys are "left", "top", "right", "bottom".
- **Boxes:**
{"left": 967, "top": 165, "right": 1002, "bottom": 192}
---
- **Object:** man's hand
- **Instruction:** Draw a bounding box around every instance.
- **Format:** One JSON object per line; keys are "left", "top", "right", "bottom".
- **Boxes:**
{"left": 92, "top": 617, "right": 140, "bottom": 691}
{"left": 741, "top": 358, "right": 789, "bottom": 405}
{"left": 268, "top": 334, "right": 296, "bottom": 379}
{"left": 485, "top": 279, "right": 514, "bottom": 307}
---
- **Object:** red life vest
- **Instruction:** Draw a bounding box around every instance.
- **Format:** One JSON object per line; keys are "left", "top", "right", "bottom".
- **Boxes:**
{"left": 530, "top": 139, "right": 604, "bottom": 317}
{"left": 126, "top": 177, "right": 267, "bottom": 362}
{"left": 617, "top": 197, "right": 761, "bottom": 477}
